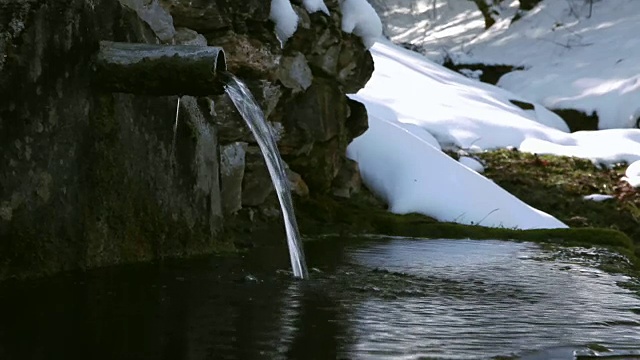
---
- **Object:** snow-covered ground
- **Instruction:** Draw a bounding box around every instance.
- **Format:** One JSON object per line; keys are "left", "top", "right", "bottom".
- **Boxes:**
{"left": 368, "top": 0, "right": 489, "bottom": 61}
{"left": 370, "top": 0, "right": 640, "bottom": 130}
{"left": 270, "top": 0, "right": 640, "bottom": 230}
{"left": 347, "top": 40, "right": 640, "bottom": 229}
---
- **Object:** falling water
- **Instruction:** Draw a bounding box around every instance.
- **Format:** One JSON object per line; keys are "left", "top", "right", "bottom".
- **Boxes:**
{"left": 223, "top": 73, "right": 309, "bottom": 279}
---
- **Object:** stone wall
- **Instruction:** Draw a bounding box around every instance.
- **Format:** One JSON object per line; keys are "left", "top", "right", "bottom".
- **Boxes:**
{"left": 0, "top": 0, "right": 373, "bottom": 280}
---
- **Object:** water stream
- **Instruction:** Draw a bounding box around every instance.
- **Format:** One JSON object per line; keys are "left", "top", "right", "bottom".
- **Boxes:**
{"left": 1, "top": 236, "right": 638, "bottom": 359}
{"left": 223, "top": 73, "right": 308, "bottom": 279}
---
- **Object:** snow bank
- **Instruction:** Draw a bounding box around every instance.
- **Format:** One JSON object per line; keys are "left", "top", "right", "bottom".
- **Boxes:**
{"left": 353, "top": 41, "right": 571, "bottom": 150}
{"left": 347, "top": 113, "right": 566, "bottom": 229}
{"left": 348, "top": 41, "right": 640, "bottom": 229}
{"left": 520, "top": 130, "right": 640, "bottom": 167}
{"left": 340, "top": 0, "right": 383, "bottom": 49}
{"left": 270, "top": 0, "right": 299, "bottom": 43}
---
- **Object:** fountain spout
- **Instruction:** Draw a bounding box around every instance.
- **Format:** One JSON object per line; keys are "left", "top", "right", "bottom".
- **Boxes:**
{"left": 94, "top": 41, "right": 227, "bottom": 96}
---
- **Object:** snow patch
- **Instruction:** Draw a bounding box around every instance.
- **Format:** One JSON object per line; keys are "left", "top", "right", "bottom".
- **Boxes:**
{"left": 623, "top": 160, "right": 640, "bottom": 188}
{"left": 459, "top": 156, "right": 485, "bottom": 173}
{"left": 583, "top": 194, "right": 614, "bottom": 202}
{"left": 340, "top": 0, "right": 383, "bottom": 49}
{"left": 627, "top": 160, "right": 640, "bottom": 178}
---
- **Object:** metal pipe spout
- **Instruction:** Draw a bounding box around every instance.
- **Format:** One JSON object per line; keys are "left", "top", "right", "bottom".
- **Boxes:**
{"left": 94, "top": 41, "right": 227, "bottom": 96}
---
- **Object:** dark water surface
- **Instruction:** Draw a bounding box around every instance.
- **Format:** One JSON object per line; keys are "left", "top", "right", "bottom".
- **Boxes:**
{"left": 1, "top": 236, "right": 639, "bottom": 360}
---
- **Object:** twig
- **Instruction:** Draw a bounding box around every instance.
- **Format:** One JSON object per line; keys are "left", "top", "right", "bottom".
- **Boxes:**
{"left": 476, "top": 208, "right": 500, "bottom": 226}
{"left": 453, "top": 212, "right": 467, "bottom": 222}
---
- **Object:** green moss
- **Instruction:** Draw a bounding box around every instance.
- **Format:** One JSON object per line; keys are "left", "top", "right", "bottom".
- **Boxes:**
{"left": 83, "top": 95, "right": 235, "bottom": 268}
{"left": 469, "top": 149, "right": 640, "bottom": 271}
{"left": 0, "top": 94, "right": 239, "bottom": 281}
{"left": 474, "top": 149, "right": 639, "bottom": 246}
{"left": 296, "top": 192, "right": 639, "bottom": 273}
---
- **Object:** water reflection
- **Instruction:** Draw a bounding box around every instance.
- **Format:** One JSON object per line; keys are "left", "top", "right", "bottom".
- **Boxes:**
{"left": 0, "top": 238, "right": 639, "bottom": 359}
{"left": 278, "top": 282, "right": 353, "bottom": 360}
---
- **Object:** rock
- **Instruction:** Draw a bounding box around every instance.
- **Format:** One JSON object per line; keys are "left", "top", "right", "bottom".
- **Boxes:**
{"left": 308, "top": 42, "right": 341, "bottom": 78}
{"left": 181, "top": 96, "right": 223, "bottom": 235}
{"left": 332, "top": 158, "right": 361, "bottom": 198}
{"left": 213, "top": 80, "right": 282, "bottom": 143}
{"left": 286, "top": 167, "right": 310, "bottom": 197}
{"left": 0, "top": 202, "right": 12, "bottom": 222}
{"left": 119, "top": 0, "right": 176, "bottom": 42}
{"left": 253, "top": 80, "right": 283, "bottom": 120}
{"left": 441, "top": 61, "right": 522, "bottom": 86}
{"left": 260, "top": 205, "right": 282, "bottom": 220}
{"left": 220, "top": 142, "right": 247, "bottom": 214}
{"left": 242, "top": 147, "right": 275, "bottom": 207}
{"left": 173, "top": 27, "right": 207, "bottom": 45}
{"left": 519, "top": 0, "right": 542, "bottom": 11}
{"left": 289, "top": 9, "right": 373, "bottom": 93}
{"left": 509, "top": 99, "right": 535, "bottom": 111}
{"left": 0, "top": 0, "right": 375, "bottom": 280}
{"left": 551, "top": 109, "right": 599, "bottom": 132}
{"left": 346, "top": 98, "right": 368, "bottom": 139}
{"left": 336, "top": 36, "right": 374, "bottom": 93}
{"left": 283, "top": 79, "right": 347, "bottom": 146}
{"left": 160, "top": 0, "right": 271, "bottom": 35}
{"left": 211, "top": 95, "right": 253, "bottom": 143}
{"left": 280, "top": 77, "right": 359, "bottom": 192}
{"left": 277, "top": 52, "right": 313, "bottom": 92}
{"left": 212, "top": 33, "right": 281, "bottom": 79}
{"left": 288, "top": 137, "right": 343, "bottom": 192}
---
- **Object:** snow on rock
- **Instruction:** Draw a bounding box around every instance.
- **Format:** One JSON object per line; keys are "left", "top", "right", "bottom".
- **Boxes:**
{"left": 270, "top": 0, "right": 299, "bottom": 44}
{"left": 302, "top": 0, "right": 329, "bottom": 15}
{"left": 339, "top": 0, "right": 383, "bottom": 49}
{"left": 458, "top": 156, "right": 485, "bottom": 173}
{"left": 347, "top": 114, "right": 566, "bottom": 229}
{"left": 583, "top": 194, "right": 615, "bottom": 202}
